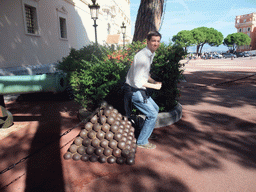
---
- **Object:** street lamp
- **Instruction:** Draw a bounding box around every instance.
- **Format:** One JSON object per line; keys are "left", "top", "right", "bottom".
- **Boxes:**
{"left": 88, "top": 0, "right": 100, "bottom": 45}
{"left": 120, "top": 22, "right": 126, "bottom": 48}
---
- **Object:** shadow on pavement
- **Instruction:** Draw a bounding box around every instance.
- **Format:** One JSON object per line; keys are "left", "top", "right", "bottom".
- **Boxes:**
{"left": 179, "top": 71, "right": 256, "bottom": 108}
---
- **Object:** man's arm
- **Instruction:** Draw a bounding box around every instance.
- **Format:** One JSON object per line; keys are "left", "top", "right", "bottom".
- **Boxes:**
{"left": 143, "top": 76, "right": 162, "bottom": 90}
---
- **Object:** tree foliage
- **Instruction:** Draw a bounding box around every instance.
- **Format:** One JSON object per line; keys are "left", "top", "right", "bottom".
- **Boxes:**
{"left": 223, "top": 33, "right": 251, "bottom": 52}
{"left": 172, "top": 30, "right": 195, "bottom": 52}
{"left": 172, "top": 27, "right": 224, "bottom": 55}
{"left": 133, "top": 0, "right": 165, "bottom": 42}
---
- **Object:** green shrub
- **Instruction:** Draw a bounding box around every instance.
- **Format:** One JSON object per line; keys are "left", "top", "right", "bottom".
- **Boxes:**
{"left": 57, "top": 41, "right": 185, "bottom": 112}
{"left": 151, "top": 43, "right": 186, "bottom": 111}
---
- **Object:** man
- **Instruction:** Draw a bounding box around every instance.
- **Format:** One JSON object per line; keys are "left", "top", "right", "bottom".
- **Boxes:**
{"left": 124, "top": 31, "right": 162, "bottom": 149}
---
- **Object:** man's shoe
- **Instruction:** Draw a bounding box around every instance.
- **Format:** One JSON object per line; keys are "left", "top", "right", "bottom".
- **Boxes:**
{"left": 137, "top": 142, "right": 156, "bottom": 149}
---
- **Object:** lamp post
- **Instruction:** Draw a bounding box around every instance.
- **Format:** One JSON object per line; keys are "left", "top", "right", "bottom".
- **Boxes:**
{"left": 88, "top": 0, "right": 100, "bottom": 45}
{"left": 120, "top": 22, "right": 126, "bottom": 49}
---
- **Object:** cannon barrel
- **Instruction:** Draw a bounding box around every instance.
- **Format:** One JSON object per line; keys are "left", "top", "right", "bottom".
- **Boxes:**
{"left": 0, "top": 73, "right": 67, "bottom": 95}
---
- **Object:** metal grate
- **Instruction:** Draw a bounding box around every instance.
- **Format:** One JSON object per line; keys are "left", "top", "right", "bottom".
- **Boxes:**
{"left": 59, "top": 17, "right": 67, "bottom": 38}
{"left": 25, "top": 5, "right": 36, "bottom": 34}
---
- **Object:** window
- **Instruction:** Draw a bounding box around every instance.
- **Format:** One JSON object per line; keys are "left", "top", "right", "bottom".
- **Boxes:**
{"left": 244, "top": 19, "right": 246, "bottom": 23}
{"left": 22, "top": 0, "right": 39, "bottom": 35}
{"left": 239, "top": 28, "right": 242, "bottom": 32}
{"left": 57, "top": 6, "right": 68, "bottom": 40}
{"left": 59, "top": 17, "right": 67, "bottom": 38}
{"left": 248, "top": 27, "right": 251, "bottom": 32}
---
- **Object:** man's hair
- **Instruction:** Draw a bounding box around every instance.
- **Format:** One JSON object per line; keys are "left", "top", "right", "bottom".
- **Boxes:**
{"left": 146, "top": 31, "right": 162, "bottom": 41}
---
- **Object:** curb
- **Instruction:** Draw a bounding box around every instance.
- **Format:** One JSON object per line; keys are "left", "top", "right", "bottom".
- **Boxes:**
{"left": 138, "top": 103, "right": 183, "bottom": 128}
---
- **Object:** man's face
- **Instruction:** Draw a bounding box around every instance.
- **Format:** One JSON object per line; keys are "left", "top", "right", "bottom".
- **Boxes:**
{"left": 147, "top": 36, "right": 161, "bottom": 53}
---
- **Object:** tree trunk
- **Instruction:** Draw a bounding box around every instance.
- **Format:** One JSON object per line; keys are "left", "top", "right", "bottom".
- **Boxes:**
{"left": 133, "top": 0, "right": 164, "bottom": 42}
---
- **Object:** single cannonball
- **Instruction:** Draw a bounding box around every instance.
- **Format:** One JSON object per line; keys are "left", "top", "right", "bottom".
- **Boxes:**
{"left": 99, "top": 115, "right": 107, "bottom": 125}
{"left": 114, "top": 133, "right": 122, "bottom": 141}
{"left": 128, "top": 132, "right": 134, "bottom": 137}
{"left": 96, "top": 130, "right": 105, "bottom": 140}
{"left": 79, "top": 129, "right": 88, "bottom": 139}
{"left": 132, "top": 138, "right": 137, "bottom": 144}
{"left": 127, "top": 121, "right": 132, "bottom": 126}
{"left": 126, "top": 140, "right": 132, "bottom": 146}
{"left": 102, "top": 123, "right": 110, "bottom": 132}
{"left": 88, "top": 130, "right": 96, "bottom": 139}
{"left": 122, "top": 132, "right": 128, "bottom": 137}
{"left": 128, "top": 152, "right": 136, "bottom": 158}
{"left": 130, "top": 147, "right": 136, "bottom": 153}
{"left": 119, "top": 125, "right": 124, "bottom": 130}
{"left": 124, "top": 128, "right": 129, "bottom": 133}
{"left": 126, "top": 157, "right": 135, "bottom": 165}
{"left": 107, "top": 105, "right": 114, "bottom": 111}
{"left": 63, "top": 152, "right": 72, "bottom": 160}
{"left": 104, "top": 108, "right": 111, "bottom": 117}
{"left": 121, "top": 149, "right": 130, "bottom": 158}
{"left": 111, "top": 112, "right": 117, "bottom": 119}
{"left": 107, "top": 116, "right": 115, "bottom": 125}
{"left": 105, "top": 132, "right": 114, "bottom": 141}
{"left": 90, "top": 115, "right": 98, "bottom": 124}
{"left": 82, "top": 138, "right": 91, "bottom": 147}
{"left": 86, "top": 146, "right": 95, "bottom": 155}
{"left": 121, "top": 137, "right": 127, "bottom": 143}
{"left": 77, "top": 146, "right": 86, "bottom": 155}
{"left": 85, "top": 122, "right": 93, "bottom": 131}
{"left": 120, "top": 120, "right": 126, "bottom": 126}
{"left": 125, "top": 145, "right": 131, "bottom": 151}
{"left": 109, "top": 139, "right": 117, "bottom": 149}
{"left": 116, "top": 157, "right": 126, "bottom": 164}
{"left": 93, "top": 123, "right": 102, "bottom": 132}
{"left": 100, "top": 101, "right": 108, "bottom": 108}
{"left": 81, "top": 154, "right": 90, "bottom": 162}
{"left": 112, "top": 148, "right": 121, "bottom": 157}
{"left": 89, "top": 155, "right": 98, "bottom": 162}
{"left": 72, "top": 153, "right": 81, "bottom": 161}
{"left": 118, "top": 129, "right": 124, "bottom": 134}
{"left": 127, "top": 136, "right": 133, "bottom": 141}
{"left": 98, "top": 155, "right": 107, "bottom": 163}
{"left": 114, "top": 121, "right": 120, "bottom": 126}
{"left": 107, "top": 156, "right": 116, "bottom": 164}
{"left": 125, "top": 124, "right": 131, "bottom": 130}
{"left": 110, "top": 124, "right": 119, "bottom": 133}
{"left": 112, "top": 109, "right": 118, "bottom": 114}
{"left": 117, "top": 113, "right": 122, "bottom": 119}
{"left": 116, "top": 117, "right": 122, "bottom": 122}
{"left": 103, "top": 147, "right": 112, "bottom": 157}
{"left": 74, "top": 137, "right": 83, "bottom": 146}
{"left": 69, "top": 144, "right": 79, "bottom": 153}
{"left": 100, "top": 139, "right": 109, "bottom": 148}
{"left": 130, "top": 127, "right": 135, "bottom": 133}
{"left": 118, "top": 141, "right": 126, "bottom": 150}
{"left": 91, "top": 138, "right": 100, "bottom": 148}
{"left": 95, "top": 147, "right": 104, "bottom": 156}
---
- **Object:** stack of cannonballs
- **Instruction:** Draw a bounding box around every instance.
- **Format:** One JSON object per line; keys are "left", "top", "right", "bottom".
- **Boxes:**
{"left": 63, "top": 101, "right": 137, "bottom": 165}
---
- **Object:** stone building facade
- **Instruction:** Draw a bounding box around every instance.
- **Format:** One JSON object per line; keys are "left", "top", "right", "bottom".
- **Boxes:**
{"left": 235, "top": 12, "right": 256, "bottom": 52}
{"left": 0, "top": 0, "right": 132, "bottom": 74}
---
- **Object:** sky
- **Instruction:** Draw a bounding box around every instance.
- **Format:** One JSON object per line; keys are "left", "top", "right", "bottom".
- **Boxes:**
{"left": 129, "top": 0, "right": 256, "bottom": 52}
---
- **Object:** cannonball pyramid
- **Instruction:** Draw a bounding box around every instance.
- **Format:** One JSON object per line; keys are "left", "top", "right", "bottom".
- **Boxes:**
{"left": 63, "top": 101, "right": 137, "bottom": 165}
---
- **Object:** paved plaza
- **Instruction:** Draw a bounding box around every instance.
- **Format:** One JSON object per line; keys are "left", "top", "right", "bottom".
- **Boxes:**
{"left": 0, "top": 57, "right": 255, "bottom": 192}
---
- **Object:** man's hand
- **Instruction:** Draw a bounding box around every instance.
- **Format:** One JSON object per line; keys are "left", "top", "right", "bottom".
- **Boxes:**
{"left": 154, "top": 82, "right": 162, "bottom": 90}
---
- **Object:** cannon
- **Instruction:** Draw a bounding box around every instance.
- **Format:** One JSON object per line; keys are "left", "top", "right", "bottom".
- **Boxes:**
{"left": 0, "top": 73, "right": 68, "bottom": 128}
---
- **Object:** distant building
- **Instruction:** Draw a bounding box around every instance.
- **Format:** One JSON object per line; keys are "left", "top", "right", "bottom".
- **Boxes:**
{"left": 235, "top": 12, "right": 256, "bottom": 52}
{"left": 0, "top": 0, "right": 132, "bottom": 74}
